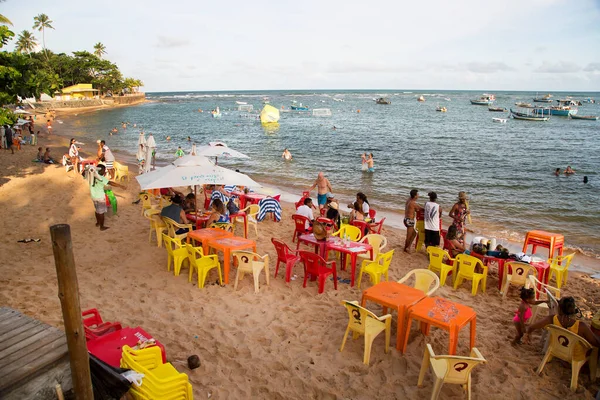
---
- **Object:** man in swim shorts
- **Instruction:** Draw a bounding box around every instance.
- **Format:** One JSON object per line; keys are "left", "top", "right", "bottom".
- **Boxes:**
{"left": 367, "top": 153, "right": 375, "bottom": 172}
{"left": 308, "top": 171, "right": 333, "bottom": 210}
{"left": 404, "top": 189, "right": 422, "bottom": 252}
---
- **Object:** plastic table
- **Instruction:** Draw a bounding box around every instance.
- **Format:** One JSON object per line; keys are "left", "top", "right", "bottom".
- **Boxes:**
{"left": 186, "top": 212, "right": 211, "bottom": 229}
{"left": 361, "top": 281, "right": 427, "bottom": 350}
{"left": 187, "top": 228, "right": 233, "bottom": 253}
{"left": 206, "top": 237, "right": 256, "bottom": 284}
{"left": 230, "top": 211, "right": 248, "bottom": 238}
{"left": 298, "top": 233, "right": 372, "bottom": 287}
{"left": 86, "top": 326, "right": 166, "bottom": 367}
{"left": 522, "top": 230, "right": 564, "bottom": 259}
{"left": 401, "top": 296, "right": 476, "bottom": 355}
{"left": 470, "top": 253, "right": 508, "bottom": 290}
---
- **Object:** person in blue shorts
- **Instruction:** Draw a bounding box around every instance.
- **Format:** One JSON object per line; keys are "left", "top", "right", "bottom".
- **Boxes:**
{"left": 308, "top": 172, "right": 333, "bottom": 210}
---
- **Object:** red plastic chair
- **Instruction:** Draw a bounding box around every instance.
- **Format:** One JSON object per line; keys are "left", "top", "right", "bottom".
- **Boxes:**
{"left": 368, "top": 209, "right": 376, "bottom": 220}
{"left": 299, "top": 251, "right": 338, "bottom": 293}
{"left": 271, "top": 238, "right": 301, "bottom": 282}
{"left": 82, "top": 308, "right": 123, "bottom": 341}
{"left": 296, "top": 192, "right": 317, "bottom": 210}
{"left": 203, "top": 187, "right": 213, "bottom": 210}
{"left": 369, "top": 217, "right": 386, "bottom": 234}
{"left": 292, "top": 214, "right": 312, "bottom": 243}
{"left": 320, "top": 208, "right": 326, "bottom": 217}
{"left": 316, "top": 217, "right": 337, "bottom": 232}
{"left": 350, "top": 220, "right": 368, "bottom": 239}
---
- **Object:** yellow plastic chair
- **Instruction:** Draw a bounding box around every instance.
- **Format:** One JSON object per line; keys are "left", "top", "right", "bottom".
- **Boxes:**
{"left": 332, "top": 225, "right": 362, "bottom": 242}
{"left": 398, "top": 268, "right": 440, "bottom": 296}
{"left": 232, "top": 251, "right": 270, "bottom": 293}
{"left": 139, "top": 192, "right": 155, "bottom": 216}
{"left": 357, "top": 250, "right": 395, "bottom": 289}
{"left": 453, "top": 254, "right": 488, "bottom": 296}
{"left": 162, "top": 234, "right": 188, "bottom": 275}
{"left": 120, "top": 345, "right": 193, "bottom": 400}
{"left": 144, "top": 209, "right": 167, "bottom": 247}
{"left": 500, "top": 261, "right": 537, "bottom": 299}
{"left": 536, "top": 325, "right": 598, "bottom": 391}
{"left": 208, "top": 222, "right": 234, "bottom": 232}
{"left": 159, "top": 195, "right": 172, "bottom": 208}
{"left": 528, "top": 275, "right": 561, "bottom": 324}
{"left": 417, "top": 343, "right": 486, "bottom": 400}
{"left": 547, "top": 253, "right": 575, "bottom": 289}
{"left": 163, "top": 217, "right": 193, "bottom": 242}
{"left": 426, "top": 246, "right": 456, "bottom": 286}
{"left": 186, "top": 244, "right": 222, "bottom": 288}
{"left": 415, "top": 218, "right": 425, "bottom": 252}
{"left": 339, "top": 300, "right": 392, "bottom": 365}
{"left": 354, "top": 233, "right": 387, "bottom": 267}
{"left": 234, "top": 204, "right": 260, "bottom": 238}
{"left": 113, "top": 161, "right": 130, "bottom": 182}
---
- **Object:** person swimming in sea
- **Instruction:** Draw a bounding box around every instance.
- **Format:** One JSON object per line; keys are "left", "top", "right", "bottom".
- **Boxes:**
{"left": 554, "top": 168, "right": 561, "bottom": 176}
{"left": 166, "top": 136, "right": 171, "bottom": 141}
{"left": 282, "top": 148, "right": 292, "bottom": 160}
{"left": 187, "top": 136, "right": 191, "bottom": 142}
{"left": 565, "top": 166, "right": 575, "bottom": 175}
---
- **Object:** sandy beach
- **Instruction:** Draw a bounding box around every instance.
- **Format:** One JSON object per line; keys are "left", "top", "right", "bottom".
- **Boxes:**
{"left": 1, "top": 122, "right": 600, "bottom": 399}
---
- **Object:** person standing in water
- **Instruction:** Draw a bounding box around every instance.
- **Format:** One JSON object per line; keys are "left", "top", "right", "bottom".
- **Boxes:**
{"left": 404, "top": 189, "right": 422, "bottom": 252}
{"left": 361, "top": 153, "right": 368, "bottom": 171}
{"left": 367, "top": 153, "right": 375, "bottom": 172}
{"left": 282, "top": 148, "right": 292, "bottom": 160}
{"left": 565, "top": 166, "right": 575, "bottom": 175}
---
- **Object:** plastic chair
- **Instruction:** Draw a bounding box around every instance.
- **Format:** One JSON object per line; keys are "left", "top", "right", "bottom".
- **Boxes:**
{"left": 203, "top": 187, "right": 213, "bottom": 210}
{"left": 271, "top": 238, "right": 301, "bottom": 283}
{"left": 426, "top": 247, "right": 456, "bottom": 286}
{"left": 339, "top": 300, "right": 392, "bottom": 365}
{"left": 332, "top": 225, "right": 362, "bottom": 242}
{"left": 500, "top": 262, "right": 537, "bottom": 299}
{"left": 547, "top": 253, "right": 575, "bottom": 289}
{"left": 417, "top": 343, "right": 486, "bottom": 400}
{"left": 208, "top": 222, "right": 234, "bottom": 232}
{"left": 113, "top": 161, "right": 129, "bottom": 182}
{"left": 120, "top": 345, "right": 193, "bottom": 400}
{"left": 235, "top": 204, "right": 260, "bottom": 237}
{"left": 144, "top": 209, "right": 167, "bottom": 247}
{"left": 356, "top": 234, "right": 387, "bottom": 266}
{"left": 357, "top": 250, "right": 395, "bottom": 289}
{"left": 536, "top": 325, "right": 597, "bottom": 391}
{"left": 368, "top": 209, "right": 376, "bottom": 220}
{"left": 299, "top": 250, "right": 337, "bottom": 293}
{"left": 81, "top": 308, "right": 122, "bottom": 341}
{"left": 369, "top": 217, "right": 386, "bottom": 234}
{"left": 232, "top": 251, "right": 270, "bottom": 293}
{"left": 186, "top": 243, "right": 222, "bottom": 288}
{"left": 398, "top": 269, "right": 440, "bottom": 296}
{"left": 162, "top": 217, "right": 193, "bottom": 242}
{"left": 139, "top": 192, "right": 155, "bottom": 216}
{"left": 528, "top": 275, "right": 561, "bottom": 325}
{"left": 162, "top": 234, "right": 188, "bottom": 275}
{"left": 453, "top": 254, "right": 488, "bottom": 296}
{"left": 292, "top": 214, "right": 312, "bottom": 243}
{"left": 316, "top": 217, "right": 337, "bottom": 232}
{"left": 350, "top": 220, "right": 369, "bottom": 238}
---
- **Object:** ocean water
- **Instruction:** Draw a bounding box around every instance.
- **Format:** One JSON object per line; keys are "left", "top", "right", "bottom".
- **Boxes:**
{"left": 61, "top": 90, "right": 600, "bottom": 256}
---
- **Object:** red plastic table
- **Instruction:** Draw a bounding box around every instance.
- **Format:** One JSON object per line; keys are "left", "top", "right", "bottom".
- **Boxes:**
{"left": 522, "top": 230, "right": 564, "bottom": 259}
{"left": 470, "top": 253, "right": 508, "bottom": 290}
{"left": 298, "top": 233, "right": 372, "bottom": 287}
{"left": 86, "top": 326, "right": 166, "bottom": 367}
{"left": 186, "top": 212, "right": 211, "bottom": 229}
{"left": 401, "top": 296, "right": 476, "bottom": 355}
{"left": 361, "top": 281, "right": 427, "bottom": 350}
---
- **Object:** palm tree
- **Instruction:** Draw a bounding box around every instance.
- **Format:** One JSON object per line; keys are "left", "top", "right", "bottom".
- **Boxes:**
{"left": 93, "top": 42, "right": 106, "bottom": 58}
{"left": 32, "top": 13, "right": 54, "bottom": 59}
{"left": 16, "top": 30, "right": 37, "bottom": 55}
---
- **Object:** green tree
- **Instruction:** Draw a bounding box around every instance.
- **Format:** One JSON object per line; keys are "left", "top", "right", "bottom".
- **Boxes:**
{"left": 123, "top": 77, "right": 144, "bottom": 93}
{"left": 93, "top": 42, "right": 106, "bottom": 58}
{"left": 16, "top": 30, "right": 37, "bottom": 55}
{"left": 32, "top": 13, "right": 54, "bottom": 60}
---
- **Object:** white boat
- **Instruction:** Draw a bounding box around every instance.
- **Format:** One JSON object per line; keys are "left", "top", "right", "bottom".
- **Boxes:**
{"left": 235, "top": 101, "right": 247, "bottom": 105}
{"left": 492, "top": 117, "right": 507, "bottom": 123}
{"left": 417, "top": 95, "right": 425, "bottom": 102}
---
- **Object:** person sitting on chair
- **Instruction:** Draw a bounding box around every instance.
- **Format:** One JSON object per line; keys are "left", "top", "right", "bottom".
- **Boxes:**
{"left": 160, "top": 195, "right": 190, "bottom": 234}
{"left": 445, "top": 225, "right": 466, "bottom": 257}
{"left": 206, "top": 198, "right": 229, "bottom": 226}
{"left": 295, "top": 197, "right": 315, "bottom": 229}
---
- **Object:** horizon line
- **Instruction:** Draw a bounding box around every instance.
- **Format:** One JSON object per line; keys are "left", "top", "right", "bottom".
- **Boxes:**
{"left": 144, "top": 88, "right": 600, "bottom": 94}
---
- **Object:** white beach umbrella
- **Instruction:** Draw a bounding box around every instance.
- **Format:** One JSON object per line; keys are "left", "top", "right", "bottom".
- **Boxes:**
{"left": 144, "top": 134, "right": 157, "bottom": 173}
{"left": 135, "top": 154, "right": 260, "bottom": 190}
{"left": 136, "top": 132, "right": 146, "bottom": 161}
{"left": 138, "top": 131, "right": 147, "bottom": 147}
{"left": 195, "top": 142, "right": 249, "bottom": 165}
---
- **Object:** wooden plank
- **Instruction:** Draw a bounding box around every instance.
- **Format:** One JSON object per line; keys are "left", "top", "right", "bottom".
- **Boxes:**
{"left": 2, "top": 359, "right": 72, "bottom": 400}
{"left": 0, "top": 336, "right": 67, "bottom": 391}
{"left": 0, "top": 313, "right": 28, "bottom": 332}
{"left": 0, "top": 324, "right": 48, "bottom": 353}
{"left": 0, "top": 308, "right": 15, "bottom": 318}
{"left": 0, "top": 329, "right": 64, "bottom": 369}
{"left": 0, "top": 320, "right": 42, "bottom": 343}
{"left": 0, "top": 315, "right": 37, "bottom": 337}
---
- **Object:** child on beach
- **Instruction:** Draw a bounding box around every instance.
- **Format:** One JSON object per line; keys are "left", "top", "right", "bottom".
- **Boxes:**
{"left": 513, "top": 287, "right": 546, "bottom": 345}
{"left": 175, "top": 146, "right": 184, "bottom": 158}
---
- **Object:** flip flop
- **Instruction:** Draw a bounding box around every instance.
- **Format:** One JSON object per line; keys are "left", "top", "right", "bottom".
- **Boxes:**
{"left": 17, "top": 238, "right": 41, "bottom": 243}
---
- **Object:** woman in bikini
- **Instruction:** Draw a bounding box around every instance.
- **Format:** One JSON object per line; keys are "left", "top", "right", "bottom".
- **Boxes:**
{"left": 449, "top": 191, "right": 469, "bottom": 240}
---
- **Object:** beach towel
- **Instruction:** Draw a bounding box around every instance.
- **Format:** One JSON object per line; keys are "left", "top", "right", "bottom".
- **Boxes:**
{"left": 210, "top": 190, "right": 230, "bottom": 208}
{"left": 224, "top": 185, "right": 237, "bottom": 193}
{"left": 257, "top": 197, "right": 282, "bottom": 222}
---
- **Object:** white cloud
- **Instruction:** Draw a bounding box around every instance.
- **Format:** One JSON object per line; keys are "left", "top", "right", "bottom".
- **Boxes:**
{"left": 534, "top": 61, "right": 581, "bottom": 73}
{"left": 155, "top": 36, "right": 190, "bottom": 48}
{"left": 583, "top": 63, "right": 600, "bottom": 72}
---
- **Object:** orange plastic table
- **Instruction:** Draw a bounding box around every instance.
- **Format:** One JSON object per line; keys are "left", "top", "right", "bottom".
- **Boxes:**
{"left": 187, "top": 228, "right": 233, "bottom": 253}
{"left": 360, "top": 281, "right": 427, "bottom": 350}
{"left": 206, "top": 237, "right": 256, "bottom": 284}
{"left": 401, "top": 296, "right": 476, "bottom": 355}
{"left": 522, "top": 230, "right": 564, "bottom": 259}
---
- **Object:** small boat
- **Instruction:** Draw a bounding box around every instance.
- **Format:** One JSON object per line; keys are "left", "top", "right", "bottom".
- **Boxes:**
{"left": 510, "top": 109, "right": 549, "bottom": 121}
{"left": 492, "top": 117, "right": 507, "bottom": 123}
{"left": 376, "top": 97, "right": 391, "bottom": 105}
{"left": 533, "top": 93, "right": 553, "bottom": 103}
{"left": 488, "top": 106, "right": 507, "bottom": 112}
{"left": 417, "top": 95, "right": 425, "bottom": 102}
{"left": 436, "top": 105, "right": 447, "bottom": 112}
{"left": 556, "top": 98, "right": 577, "bottom": 106}
{"left": 533, "top": 106, "right": 577, "bottom": 117}
{"left": 290, "top": 101, "right": 309, "bottom": 111}
{"left": 235, "top": 101, "right": 247, "bottom": 105}
{"left": 570, "top": 114, "right": 599, "bottom": 121}
{"left": 582, "top": 98, "right": 596, "bottom": 104}
{"left": 515, "top": 102, "right": 534, "bottom": 108}
{"left": 470, "top": 93, "right": 495, "bottom": 105}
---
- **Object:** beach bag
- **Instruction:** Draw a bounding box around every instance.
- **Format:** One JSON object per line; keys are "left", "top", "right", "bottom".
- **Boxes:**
{"left": 227, "top": 198, "right": 240, "bottom": 215}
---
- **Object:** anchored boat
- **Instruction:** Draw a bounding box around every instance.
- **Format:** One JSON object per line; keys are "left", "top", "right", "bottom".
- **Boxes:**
{"left": 510, "top": 109, "right": 549, "bottom": 121}
{"left": 470, "top": 93, "right": 495, "bottom": 105}
{"left": 570, "top": 114, "right": 599, "bottom": 121}
{"left": 375, "top": 97, "right": 391, "bottom": 105}
{"left": 488, "top": 106, "right": 507, "bottom": 112}
{"left": 533, "top": 93, "right": 553, "bottom": 103}
{"left": 290, "top": 101, "right": 309, "bottom": 111}
{"left": 533, "top": 106, "right": 577, "bottom": 117}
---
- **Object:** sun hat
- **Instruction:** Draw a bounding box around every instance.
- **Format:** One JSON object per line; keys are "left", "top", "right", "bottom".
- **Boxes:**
{"left": 312, "top": 220, "right": 328, "bottom": 241}
{"left": 327, "top": 202, "right": 339, "bottom": 210}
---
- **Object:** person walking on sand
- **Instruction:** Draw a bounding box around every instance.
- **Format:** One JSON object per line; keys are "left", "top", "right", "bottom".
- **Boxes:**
{"left": 100, "top": 140, "right": 116, "bottom": 179}
{"left": 89, "top": 164, "right": 125, "bottom": 231}
{"left": 68, "top": 138, "right": 80, "bottom": 175}
{"left": 367, "top": 153, "right": 375, "bottom": 172}
{"left": 361, "top": 153, "right": 368, "bottom": 171}
{"left": 46, "top": 119, "right": 52, "bottom": 135}
{"left": 308, "top": 172, "right": 333, "bottom": 210}
{"left": 449, "top": 191, "right": 470, "bottom": 241}
{"left": 404, "top": 189, "right": 422, "bottom": 252}
{"left": 282, "top": 148, "right": 292, "bottom": 160}
{"left": 424, "top": 192, "right": 441, "bottom": 248}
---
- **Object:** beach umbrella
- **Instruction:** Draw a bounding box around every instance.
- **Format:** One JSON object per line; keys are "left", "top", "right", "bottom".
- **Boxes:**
{"left": 136, "top": 132, "right": 146, "bottom": 161}
{"left": 144, "top": 134, "right": 156, "bottom": 173}
{"left": 13, "top": 109, "right": 31, "bottom": 114}
{"left": 194, "top": 142, "right": 249, "bottom": 165}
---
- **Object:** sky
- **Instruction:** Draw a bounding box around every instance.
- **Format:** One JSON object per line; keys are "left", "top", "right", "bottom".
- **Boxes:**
{"left": 2, "top": 0, "right": 600, "bottom": 92}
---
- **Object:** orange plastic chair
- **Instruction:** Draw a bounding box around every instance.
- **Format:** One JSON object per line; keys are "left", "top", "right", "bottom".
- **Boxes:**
{"left": 299, "top": 250, "right": 337, "bottom": 293}
{"left": 339, "top": 300, "right": 392, "bottom": 365}
{"left": 292, "top": 214, "right": 312, "bottom": 243}
{"left": 417, "top": 344, "right": 486, "bottom": 400}
{"left": 453, "top": 254, "right": 488, "bottom": 296}
{"left": 186, "top": 243, "right": 222, "bottom": 288}
{"left": 232, "top": 251, "right": 270, "bottom": 293}
{"left": 426, "top": 246, "right": 456, "bottom": 286}
{"left": 162, "top": 234, "right": 188, "bottom": 275}
{"left": 536, "top": 325, "right": 598, "bottom": 391}
{"left": 547, "top": 253, "right": 575, "bottom": 289}
{"left": 500, "top": 261, "right": 537, "bottom": 299}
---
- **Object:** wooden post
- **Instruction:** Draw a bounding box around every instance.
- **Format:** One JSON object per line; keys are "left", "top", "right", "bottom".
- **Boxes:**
{"left": 50, "top": 224, "right": 94, "bottom": 400}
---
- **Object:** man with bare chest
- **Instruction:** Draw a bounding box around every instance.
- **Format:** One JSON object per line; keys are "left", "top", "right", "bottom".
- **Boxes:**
{"left": 308, "top": 172, "right": 333, "bottom": 210}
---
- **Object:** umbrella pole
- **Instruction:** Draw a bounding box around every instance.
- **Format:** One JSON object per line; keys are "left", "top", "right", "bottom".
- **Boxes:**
{"left": 194, "top": 185, "right": 198, "bottom": 213}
